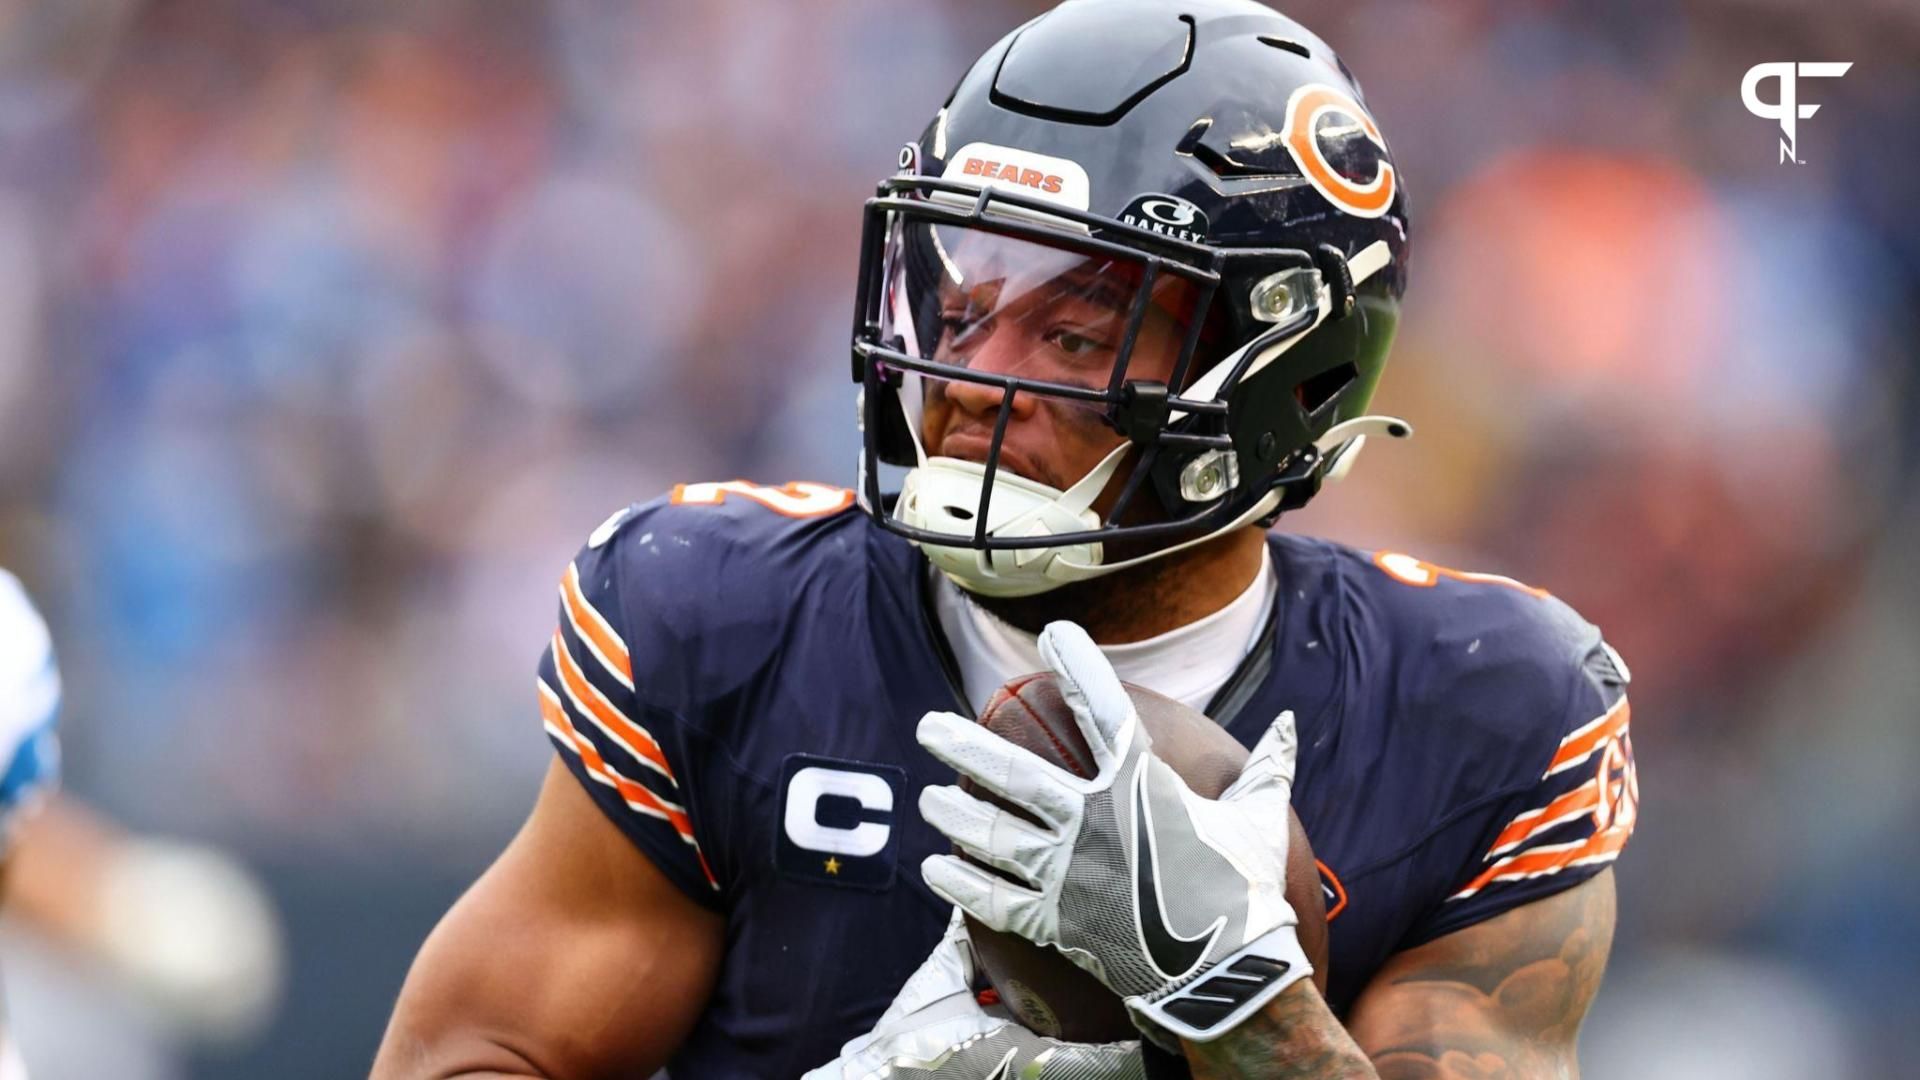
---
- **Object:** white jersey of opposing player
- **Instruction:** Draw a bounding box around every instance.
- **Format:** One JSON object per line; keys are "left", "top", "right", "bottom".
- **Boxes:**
{"left": 0, "top": 569, "right": 60, "bottom": 852}
{"left": 0, "top": 568, "right": 60, "bottom": 1079}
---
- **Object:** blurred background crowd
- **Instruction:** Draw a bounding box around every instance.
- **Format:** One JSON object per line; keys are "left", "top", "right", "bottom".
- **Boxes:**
{"left": 0, "top": 0, "right": 1913, "bottom": 1076}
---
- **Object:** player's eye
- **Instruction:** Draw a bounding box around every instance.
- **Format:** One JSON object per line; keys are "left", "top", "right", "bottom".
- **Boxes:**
{"left": 1045, "top": 327, "right": 1112, "bottom": 360}
{"left": 941, "top": 313, "right": 993, "bottom": 354}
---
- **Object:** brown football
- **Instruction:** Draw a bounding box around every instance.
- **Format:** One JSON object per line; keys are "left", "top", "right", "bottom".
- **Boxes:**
{"left": 960, "top": 673, "right": 1328, "bottom": 1043}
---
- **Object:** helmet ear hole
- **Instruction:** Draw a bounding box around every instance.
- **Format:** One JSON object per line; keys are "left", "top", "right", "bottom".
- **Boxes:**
{"left": 1296, "top": 361, "right": 1358, "bottom": 418}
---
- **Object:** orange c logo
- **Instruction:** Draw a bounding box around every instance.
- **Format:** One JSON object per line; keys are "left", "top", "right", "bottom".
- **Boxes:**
{"left": 1281, "top": 84, "right": 1397, "bottom": 219}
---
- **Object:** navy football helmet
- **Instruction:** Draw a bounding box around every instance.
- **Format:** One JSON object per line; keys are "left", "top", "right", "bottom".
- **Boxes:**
{"left": 852, "top": 0, "right": 1411, "bottom": 596}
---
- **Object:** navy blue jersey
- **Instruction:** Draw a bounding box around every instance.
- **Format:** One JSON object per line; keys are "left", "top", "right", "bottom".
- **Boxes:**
{"left": 537, "top": 480, "right": 1638, "bottom": 1078}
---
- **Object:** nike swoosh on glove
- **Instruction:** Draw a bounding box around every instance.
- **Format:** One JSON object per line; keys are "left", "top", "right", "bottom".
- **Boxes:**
{"left": 803, "top": 908, "right": 1144, "bottom": 1079}
{"left": 917, "top": 621, "right": 1312, "bottom": 1048}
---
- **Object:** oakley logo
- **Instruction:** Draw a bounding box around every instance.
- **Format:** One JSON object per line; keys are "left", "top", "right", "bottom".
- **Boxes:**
{"left": 1741, "top": 62, "right": 1852, "bottom": 164}
{"left": 1140, "top": 198, "right": 1197, "bottom": 226}
{"left": 1119, "top": 193, "right": 1210, "bottom": 242}
{"left": 1131, "top": 767, "right": 1226, "bottom": 980}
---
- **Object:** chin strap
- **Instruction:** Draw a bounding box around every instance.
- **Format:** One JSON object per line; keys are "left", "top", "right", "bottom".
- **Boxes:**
{"left": 1314, "top": 414, "right": 1413, "bottom": 485}
{"left": 895, "top": 442, "right": 1135, "bottom": 598}
{"left": 1043, "top": 487, "right": 1286, "bottom": 582}
{"left": 903, "top": 412, "right": 1414, "bottom": 597}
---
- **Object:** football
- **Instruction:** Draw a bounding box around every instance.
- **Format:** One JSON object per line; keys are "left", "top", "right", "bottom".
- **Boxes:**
{"left": 960, "top": 673, "right": 1330, "bottom": 1044}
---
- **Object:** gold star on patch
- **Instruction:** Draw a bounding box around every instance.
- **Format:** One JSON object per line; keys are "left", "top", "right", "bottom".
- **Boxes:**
{"left": 823, "top": 856, "right": 842, "bottom": 875}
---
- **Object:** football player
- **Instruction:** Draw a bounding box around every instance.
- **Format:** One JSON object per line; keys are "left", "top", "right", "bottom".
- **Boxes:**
{"left": 0, "top": 570, "right": 64, "bottom": 1080}
{"left": 0, "top": 571, "right": 282, "bottom": 1065}
{"left": 374, "top": 1, "right": 1639, "bottom": 1077}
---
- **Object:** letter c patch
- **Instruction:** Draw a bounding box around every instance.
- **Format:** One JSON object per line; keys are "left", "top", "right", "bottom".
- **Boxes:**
{"left": 775, "top": 754, "right": 906, "bottom": 890}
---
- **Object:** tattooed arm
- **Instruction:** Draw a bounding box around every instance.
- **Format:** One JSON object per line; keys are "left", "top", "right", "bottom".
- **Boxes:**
{"left": 1184, "top": 870, "right": 1616, "bottom": 1079}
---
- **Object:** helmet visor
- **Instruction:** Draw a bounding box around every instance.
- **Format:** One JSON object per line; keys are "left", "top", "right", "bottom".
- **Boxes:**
{"left": 881, "top": 220, "right": 1206, "bottom": 395}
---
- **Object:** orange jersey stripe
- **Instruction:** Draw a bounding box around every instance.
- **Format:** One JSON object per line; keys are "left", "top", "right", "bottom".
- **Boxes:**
{"left": 1488, "top": 779, "right": 1601, "bottom": 857}
{"left": 551, "top": 630, "right": 675, "bottom": 784}
{"left": 1453, "top": 826, "right": 1630, "bottom": 900}
{"left": 562, "top": 563, "right": 633, "bottom": 689}
{"left": 540, "top": 687, "right": 690, "bottom": 827}
{"left": 540, "top": 687, "right": 719, "bottom": 891}
{"left": 1316, "top": 859, "right": 1349, "bottom": 922}
{"left": 1546, "top": 697, "right": 1631, "bottom": 777}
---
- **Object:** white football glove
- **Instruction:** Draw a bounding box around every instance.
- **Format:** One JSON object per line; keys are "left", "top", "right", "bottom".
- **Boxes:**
{"left": 803, "top": 909, "right": 1144, "bottom": 1079}
{"left": 917, "top": 621, "right": 1311, "bottom": 1048}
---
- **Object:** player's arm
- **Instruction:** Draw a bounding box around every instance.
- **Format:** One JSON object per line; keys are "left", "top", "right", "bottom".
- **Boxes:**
{"left": 371, "top": 757, "right": 724, "bottom": 1080}
{"left": 1184, "top": 869, "right": 1614, "bottom": 1078}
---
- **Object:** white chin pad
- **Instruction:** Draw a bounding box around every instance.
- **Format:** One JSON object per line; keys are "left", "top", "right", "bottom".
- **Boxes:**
{"left": 895, "top": 456, "right": 1112, "bottom": 598}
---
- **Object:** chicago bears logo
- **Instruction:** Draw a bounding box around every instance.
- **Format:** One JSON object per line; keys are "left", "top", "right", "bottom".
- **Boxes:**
{"left": 775, "top": 754, "right": 906, "bottom": 890}
{"left": 1280, "top": 84, "right": 1398, "bottom": 219}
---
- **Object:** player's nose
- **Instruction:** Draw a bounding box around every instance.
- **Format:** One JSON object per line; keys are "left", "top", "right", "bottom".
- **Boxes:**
{"left": 943, "top": 376, "right": 1030, "bottom": 418}
{"left": 942, "top": 333, "right": 1041, "bottom": 420}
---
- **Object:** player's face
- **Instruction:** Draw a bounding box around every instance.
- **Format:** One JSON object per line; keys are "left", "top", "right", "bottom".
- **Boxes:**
{"left": 908, "top": 228, "right": 1200, "bottom": 503}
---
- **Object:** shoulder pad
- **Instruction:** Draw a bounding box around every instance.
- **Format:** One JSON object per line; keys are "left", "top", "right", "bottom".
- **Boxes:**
{"left": 581, "top": 482, "right": 867, "bottom": 707}
{"left": 1326, "top": 543, "right": 1617, "bottom": 805}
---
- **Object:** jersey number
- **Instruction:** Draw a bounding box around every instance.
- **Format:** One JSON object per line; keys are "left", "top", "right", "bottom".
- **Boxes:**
{"left": 1592, "top": 732, "right": 1640, "bottom": 833}
{"left": 671, "top": 480, "right": 853, "bottom": 519}
{"left": 1372, "top": 550, "right": 1550, "bottom": 599}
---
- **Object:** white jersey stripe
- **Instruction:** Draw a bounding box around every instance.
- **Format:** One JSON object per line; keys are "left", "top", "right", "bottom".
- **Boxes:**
{"left": 539, "top": 678, "right": 679, "bottom": 800}
{"left": 561, "top": 563, "right": 634, "bottom": 691}
{"left": 540, "top": 684, "right": 697, "bottom": 836}
{"left": 547, "top": 637, "right": 676, "bottom": 786}
{"left": 1488, "top": 803, "right": 1598, "bottom": 859}
{"left": 543, "top": 720, "right": 695, "bottom": 835}
{"left": 1449, "top": 848, "right": 1625, "bottom": 900}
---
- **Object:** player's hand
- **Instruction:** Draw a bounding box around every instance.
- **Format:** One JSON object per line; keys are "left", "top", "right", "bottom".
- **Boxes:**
{"left": 917, "top": 621, "right": 1313, "bottom": 1048}
{"left": 802, "top": 909, "right": 1143, "bottom": 1079}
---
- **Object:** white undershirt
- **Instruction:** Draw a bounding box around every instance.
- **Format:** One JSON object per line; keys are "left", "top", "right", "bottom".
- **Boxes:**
{"left": 932, "top": 546, "right": 1277, "bottom": 716}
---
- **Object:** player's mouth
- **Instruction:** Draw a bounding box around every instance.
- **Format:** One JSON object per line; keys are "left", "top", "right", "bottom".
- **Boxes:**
{"left": 937, "top": 431, "right": 1056, "bottom": 490}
